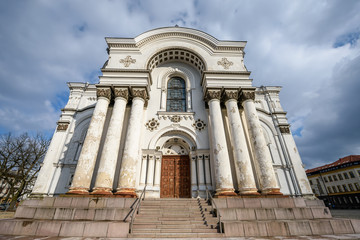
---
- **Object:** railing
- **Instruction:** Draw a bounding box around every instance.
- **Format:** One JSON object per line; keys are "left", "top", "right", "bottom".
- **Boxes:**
{"left": 123, "top": 185, "right": 146, "bottom": 234}
{"left": 205, "top": 190, "right": 223, "bottom": 233}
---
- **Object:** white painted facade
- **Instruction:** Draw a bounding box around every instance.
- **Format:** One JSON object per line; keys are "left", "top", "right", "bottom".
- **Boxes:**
{"left": 32, "top": 27, "right": 313, "bottom": 198}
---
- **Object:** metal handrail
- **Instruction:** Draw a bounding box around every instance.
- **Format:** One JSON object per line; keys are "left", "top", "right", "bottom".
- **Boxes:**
{"left": 124, "top": 185, "right": 146, "bottom": 234}
{"left": 206, "top": 190, "right": 223, "bottom": 233}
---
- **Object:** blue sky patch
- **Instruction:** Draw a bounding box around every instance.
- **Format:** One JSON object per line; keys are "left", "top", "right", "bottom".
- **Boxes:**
{"left": 333, "top": 31, "right": 360, "bottom": 48}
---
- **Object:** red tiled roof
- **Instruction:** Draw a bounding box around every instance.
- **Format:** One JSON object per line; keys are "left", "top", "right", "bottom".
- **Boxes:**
{"left": 306, "top": 155, "right": 360, "bottom": 174}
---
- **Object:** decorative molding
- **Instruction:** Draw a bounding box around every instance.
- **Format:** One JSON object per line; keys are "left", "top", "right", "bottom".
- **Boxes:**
{"left": 132, "top": 88, "right": 148, "bottom": 100}
{"left": 120, "top": 55, "right": 136, "bottom": 67}
{"left": 240, "top": 89, "right": 255, "bottom": 102}
{"left": 96, "top": 87, "right": 111, "bottom": 100}
{"left": 170, "top": 115, "right": 181, "bottom": 123}
{"left": 223, "top": 89, "right": 239, "bottom": 102}
{"left": 279, "top": 125, "right": 291, "bottom": 134}
{"left": 193, "top": 119, "right": 206, "bottom": 131}
{"left": 205, "top": 89, "right": 222, "bottom": 101}
{"left": 145, "top": 118, "right": 159, "bottom": 131}
{"left": 114, "top": 87, "right": 129, "bottom": 100}
{"left": 56, "top": 123, "right": 69, "bottom": 131}
{"left": 217, "top": 58, "right": 233, "bottom": 69}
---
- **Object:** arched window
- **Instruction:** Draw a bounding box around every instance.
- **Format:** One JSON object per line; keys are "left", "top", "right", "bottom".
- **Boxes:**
{"left": 167, "top": 77, "right": 186, "bottom": 112}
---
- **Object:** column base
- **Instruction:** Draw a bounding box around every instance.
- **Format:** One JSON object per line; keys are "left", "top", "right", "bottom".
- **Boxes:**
{"left": 67, "top": 187, "right": 89, "bottom": 195}
{"left": 238, "top": 188, "right": 261, "bottom": 196}
{"left": 215, "top": 188, "right": 237, "bottom": 197}
{"left": 114, "top": 188, "right": 138, "bottom": 198}
{"left": 261, "top": 188, "right": 283, "bottom": 195}
{"left": 91, "top": 187, "right": 113, "bottom": 195}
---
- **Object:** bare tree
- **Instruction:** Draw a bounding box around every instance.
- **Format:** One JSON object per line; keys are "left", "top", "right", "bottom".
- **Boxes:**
{"left": 0, "top": 133, "right": 49, "bottom": 210}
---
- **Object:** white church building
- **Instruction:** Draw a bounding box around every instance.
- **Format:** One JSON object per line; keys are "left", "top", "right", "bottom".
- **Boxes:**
{"left": 32, "top": 27, "right": 313, "bottom": 199}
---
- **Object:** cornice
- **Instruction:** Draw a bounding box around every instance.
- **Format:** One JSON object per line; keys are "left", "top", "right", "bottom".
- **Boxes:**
{"left": 101, "top": 68, "right": 151, "bottom": 73}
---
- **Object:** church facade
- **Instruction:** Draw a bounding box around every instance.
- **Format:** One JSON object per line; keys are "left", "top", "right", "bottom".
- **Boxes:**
{"left": 32, "top": 27, "right": 312, "bottom": 199}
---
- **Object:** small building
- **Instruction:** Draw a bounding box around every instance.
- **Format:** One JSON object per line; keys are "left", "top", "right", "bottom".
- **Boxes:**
{"left": 306, "top": 155, "right": 360, "bottom": 208}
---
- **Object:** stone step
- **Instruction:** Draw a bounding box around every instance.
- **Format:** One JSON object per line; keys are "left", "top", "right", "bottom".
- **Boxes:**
{"left": 132, "top": 228, "right": 219, "bottom": 233}
{"left": 128, "top": 232, "right": 224, "bottom": 238}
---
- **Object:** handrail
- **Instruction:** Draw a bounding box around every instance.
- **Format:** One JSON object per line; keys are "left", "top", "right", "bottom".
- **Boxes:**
{"left": 124, "top": 185, "right": 146, "bottom": 234}
{"left": 206, "top": 190, "right": 223, "bottom": 233}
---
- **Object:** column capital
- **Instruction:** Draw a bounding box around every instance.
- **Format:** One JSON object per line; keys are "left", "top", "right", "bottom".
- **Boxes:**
{"left": 114, "top": 87, "right": 129, "bottom": 101}
{"left": 96, "top": 87, "right": 111, "bottom": 100}
{"left": 131, "top": 87, "right": 148, "bottom": 100}
{"left": 240, "top": 88, "right": 256, "bottom": 102}
{"left": 223, "top": 89, "right": 239, "bottom": 102}
{"left": 205, "top": 89, "right": 222, "bottom": 102}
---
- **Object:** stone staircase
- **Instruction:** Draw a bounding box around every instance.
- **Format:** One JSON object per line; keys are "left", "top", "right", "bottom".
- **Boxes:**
{"left": 128, "top": 198, "right": 224, "bottom": 238}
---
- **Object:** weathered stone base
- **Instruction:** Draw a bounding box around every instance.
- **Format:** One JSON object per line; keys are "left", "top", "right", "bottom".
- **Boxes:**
{"left": 261, "top": 188, "right": 283, "bottom": 195}
{"left": 215, "top": 188, "right": 237, "bottom": 197}
{"left": 115, "top": 188, "right": 138, "bottom": 198}
{"left": 67, "top": 187, "right": 89, "bottom": 195}
{"left": 238, "top": 188, "right": 261, "bottom": 196}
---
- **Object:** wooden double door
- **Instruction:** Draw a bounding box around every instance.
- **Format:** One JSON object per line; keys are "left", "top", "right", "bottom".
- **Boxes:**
{"left": 160, "top": 155, "right": 191, "bottom": 198}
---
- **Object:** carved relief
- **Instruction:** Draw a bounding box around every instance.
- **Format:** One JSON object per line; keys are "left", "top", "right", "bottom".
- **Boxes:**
{"left": 217, "top": 57, "right": 233, "bottom": 69}
{"left": 57, "top": 123, "right": 69, "bottom": 131}
{"left": 132, "top": 88, "right": 148, "bottom": 100}
{"left": 193, "top": 119, "right": 207, "bottom": 131}
{"left": 119, "top": 55, "right": 136, "bottom": 67}
{"left": 114, "top": 87, "right": 129, "bottom": 100}
{"left": 223, "top": 89, "right": 239, "bottom": 102}
{"left": 205, "top": 89, "right": 222, "bottom": 101}
{"left": 279, "top": 125, "right": 291, "bottom": 134}
{"left": 145, "top": 118, "right": 159, "bottom": 131}
{"left": 170, "top": 115, "right": 181, "bottom": 123}
{"left": 240, "top": 89, "right": 255, "bottom": 101}
{"left": 96, "top": 87, "right": 111, "bottom": 100}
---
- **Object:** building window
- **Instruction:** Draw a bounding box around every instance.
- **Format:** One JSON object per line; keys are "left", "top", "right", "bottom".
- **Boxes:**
{"left": 355, "top": 183, "right": 360, "bottom": 191}
{"left": 349, "top": 171, "right": 355, "bottom": 178}
{"left": 338, "top": 174, "right": 343, "bottom": 180}
{"left": 342, "top": 184, "right": 348, "bottom": 192}
{"left": 337, "top": 185, "right": 342, "bottom": 192}
{"left": 348, "top": 184, "right": 354, "bottom": 191}
{"left": 328, "top": 176, "right": 333, "bottom": 182}
{"left": 327, "top": 187, "right": 332, "bottom": 193}
{"left": 333, "top": 175, "right": 338, "bottom": 181}
{"left": 343, "top": 172, "right": 349, "bottom": 179}
{"left": 309, "top": 180, "right": 313, "bottom": 185}
{"left": 167, "top": 77, "right": 186, "bottom": 112}
{"left": 324, "top": 177, "right": 328, "bottom": 182}
{"left": 332, "top": 186, "right": 337, "bottom": 193}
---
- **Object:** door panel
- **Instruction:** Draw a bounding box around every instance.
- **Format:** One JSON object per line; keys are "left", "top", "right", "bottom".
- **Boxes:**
{"left": 161, "top": 155, "right": 190, "bottom": 198}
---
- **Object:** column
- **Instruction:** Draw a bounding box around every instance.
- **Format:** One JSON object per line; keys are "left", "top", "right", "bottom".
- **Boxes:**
{"left": 197, "top": 154, "right": 206, "bottom": 191}
{"left": 154, "top": 155, "right": 161, "bottom": 187}
{"left": 240, "top": 88, "right": 282, "bottom": 195}
{"left": 204, "top": 154, "right": 212, "bottom": 190}
{"left": 206, "top": 89, "right": 236, "bottom": 196}
{"left": 146, "top": 154, "right": 155, "bottom": 186}
{"left": 190, "top": 152, "right": 198, "bottom": 196}
{"left": 224, "top": 90, "right": 258, "bottom": 195}
{"left": 68, "top": 87, "right": 111, "bottom": 194}
{"left": 92, "top": 87, "right": 128, "bottom": 194}
{"left": 139, "top": 155, "right": 148, "bottom": 186}
{"left": 115, "top": 88, "right": 147, "bottom": 197}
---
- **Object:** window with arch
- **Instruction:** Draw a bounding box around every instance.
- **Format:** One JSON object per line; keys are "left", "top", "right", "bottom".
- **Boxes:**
{"left": 167, "top": 77, "right": 186, "bottom": 112}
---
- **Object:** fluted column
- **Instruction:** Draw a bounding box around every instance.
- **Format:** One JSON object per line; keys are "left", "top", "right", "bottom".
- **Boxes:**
{"left": 146, "top": 154, "right": 155, "bottom": 186}
{"left": 190, "top": 152, "right": 198, "bottom": 196}
{"left": 115, "top": 88, "right": 147, "bottom": 197}
{"left": 206, "top": 89, "right": 236, "bottom": 196}
{"left": 92, "top": 88, "right": 128, "bottom": 194}
{"left": 224, "top": 90, "right": 258, "bottom": 195}
{"left": 197, "top": 154, "right": 206, "bottom": 191}
{"left": 240, "top": 88, "right": 282, "bottom": 195}
{"left": 68, "top": 87, "right": 111, "bottom": 194}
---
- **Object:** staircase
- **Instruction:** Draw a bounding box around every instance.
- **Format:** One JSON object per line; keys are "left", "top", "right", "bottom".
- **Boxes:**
{"left": 129, "top": 198, "right": 224, "bottom": 238}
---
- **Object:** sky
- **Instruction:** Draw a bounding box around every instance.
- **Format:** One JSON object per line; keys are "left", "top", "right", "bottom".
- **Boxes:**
{"left": 0, "top": 0, "right": 359, "bottom": 169}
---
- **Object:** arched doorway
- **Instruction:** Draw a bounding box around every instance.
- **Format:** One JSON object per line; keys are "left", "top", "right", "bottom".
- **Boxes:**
{"left": 160, "top": 138, "right": 191, "bottom": 198}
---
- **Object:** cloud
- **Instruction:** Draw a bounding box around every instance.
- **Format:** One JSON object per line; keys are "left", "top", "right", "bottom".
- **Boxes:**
{"left": 0, "top": 0, "right": 359, "bottom": 169}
